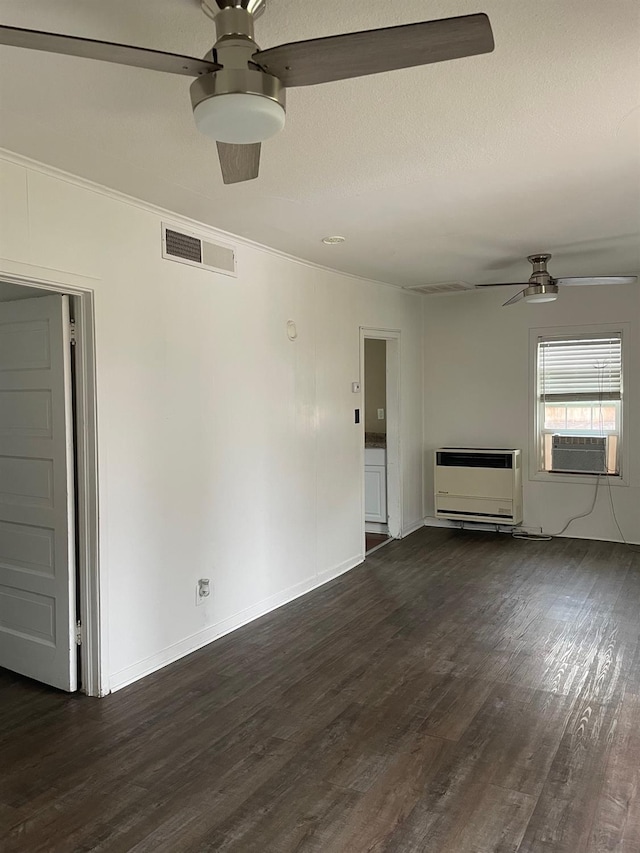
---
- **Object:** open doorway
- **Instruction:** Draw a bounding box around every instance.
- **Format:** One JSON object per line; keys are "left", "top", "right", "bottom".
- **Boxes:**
{"left": 0, "top": 276, "right": 100, "bottom": 695}
{"left": 361, "top": 328, "right": 402, "bottom": 555}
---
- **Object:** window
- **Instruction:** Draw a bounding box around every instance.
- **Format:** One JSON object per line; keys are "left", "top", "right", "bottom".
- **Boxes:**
{"left": 536, "top": 333, "right": 622, "bottom": 475}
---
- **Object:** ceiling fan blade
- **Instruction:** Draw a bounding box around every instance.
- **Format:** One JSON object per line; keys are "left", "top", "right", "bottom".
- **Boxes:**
{"left": 0, "top": 25, "right": 220, "bottom": 77}
{"left": 503, "top": 290, "right": 526, "bottom": 307}
{"left": 556, "top": 275, "right": 638, "bottom": 286}
{"left": 252, "top": 13, "right": 494, "bottom": 88}
{"left": 475, "top": 282, "right": 530, "bottom": 289}
{"left": 217, "top": 142, "right": 261, "bottom": 184}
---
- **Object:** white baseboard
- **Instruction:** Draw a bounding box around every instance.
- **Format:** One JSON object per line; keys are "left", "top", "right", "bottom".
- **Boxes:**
{"left": 109, "top": 554, "right": 364, "bottom": 693}
{"left": 365, "top": 522, "right": 389, "bottom": 534}
{"left": 401, "top": 518, "right": 426, "bottom": 538}
{"left": 317, "top": 554, "right": 364, "bottom": 582}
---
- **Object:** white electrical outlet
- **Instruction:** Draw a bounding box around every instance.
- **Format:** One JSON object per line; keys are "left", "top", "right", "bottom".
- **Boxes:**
{"left": 196, "top": 578, "right": 211, "bottom": 606}
{"left": 377, "top": 408, "right": 385, "bottom": 420}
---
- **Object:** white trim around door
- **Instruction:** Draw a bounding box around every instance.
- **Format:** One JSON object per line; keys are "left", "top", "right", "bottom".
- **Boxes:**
{"left": 0, "top": 260, "right": 104, "bottom": 696}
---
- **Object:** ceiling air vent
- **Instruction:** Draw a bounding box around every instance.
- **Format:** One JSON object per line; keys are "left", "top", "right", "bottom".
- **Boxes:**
{"left": 162, "top": 223, "right": 236, "bottom": 277}
{"left": 404, "top": 281, "right": 473, "bottom": 296}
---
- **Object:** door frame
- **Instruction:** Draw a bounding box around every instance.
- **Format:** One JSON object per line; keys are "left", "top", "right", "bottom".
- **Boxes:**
{"left": 0, "top": 261, "right": 103, "bottom": 696}
{"left": 360, "top": 327, "right": 403, "bottom": 549}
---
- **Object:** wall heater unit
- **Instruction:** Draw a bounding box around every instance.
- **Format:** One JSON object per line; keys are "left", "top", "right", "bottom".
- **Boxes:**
{"left": 434, "top": 448, "right": 523, "bottom": 525}
{"left": 551, "top": 435, "right": 607, "bottom": 474}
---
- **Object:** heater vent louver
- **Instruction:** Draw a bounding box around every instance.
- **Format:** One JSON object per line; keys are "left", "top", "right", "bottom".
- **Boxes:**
{"left": 162, "top": 223, "right": 236, "bottom": 277}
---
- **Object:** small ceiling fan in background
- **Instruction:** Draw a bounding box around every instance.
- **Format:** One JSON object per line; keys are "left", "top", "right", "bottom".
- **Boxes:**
{"left": 0, "top": 0, "right": 495, "bottom": 184}
{"left": 475, "top": 254, "right": 638, "bottom": 306}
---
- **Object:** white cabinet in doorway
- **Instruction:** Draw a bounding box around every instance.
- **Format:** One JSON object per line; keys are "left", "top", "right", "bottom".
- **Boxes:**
{"left": 365, "top": 447, "right": 387, "bottom": 523}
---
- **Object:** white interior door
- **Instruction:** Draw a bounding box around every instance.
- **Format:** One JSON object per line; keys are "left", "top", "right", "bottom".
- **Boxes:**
{"left": 0, "top": 294, "right": 77, "bottom": 691}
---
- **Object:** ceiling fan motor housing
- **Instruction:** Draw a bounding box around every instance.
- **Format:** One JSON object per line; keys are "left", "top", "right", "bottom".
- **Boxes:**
{"left": 522, "top": 254, "right": 558, "bottom": 301}
{"left": 191, "top": 3, "right": 285, "bottom": 144}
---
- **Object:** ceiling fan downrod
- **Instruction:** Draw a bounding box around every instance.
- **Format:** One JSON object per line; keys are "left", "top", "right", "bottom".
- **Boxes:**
{"left": 201, "top": 0, "right": 267, "bottom": 24}
{"left": 527, "top": 253, "right": 553, "bottom": 283}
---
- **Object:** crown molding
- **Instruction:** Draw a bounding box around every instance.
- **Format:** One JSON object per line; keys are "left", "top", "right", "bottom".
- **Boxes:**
{"left": 0, "top": 148, "right": 414, "bottom": 296}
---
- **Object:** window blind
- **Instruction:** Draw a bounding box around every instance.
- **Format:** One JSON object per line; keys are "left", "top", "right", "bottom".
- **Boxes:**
{"left": 538, "top": 335, "right": 622, "bottom": 402}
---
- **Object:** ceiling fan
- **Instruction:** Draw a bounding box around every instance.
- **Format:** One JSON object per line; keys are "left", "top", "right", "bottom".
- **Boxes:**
{"left": 0, "top": 0, "right": 495, "bottom": 184}
{"left": 475, "top": 254, "right": 638, "bottom": 306}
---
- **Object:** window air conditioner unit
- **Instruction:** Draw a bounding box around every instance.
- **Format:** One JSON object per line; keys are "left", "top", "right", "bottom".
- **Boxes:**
{"left": 551, "top": 435, "right": 607, "bottom": 474}
{"left": 434, "top": 448, "right": 523, "bottom": 525}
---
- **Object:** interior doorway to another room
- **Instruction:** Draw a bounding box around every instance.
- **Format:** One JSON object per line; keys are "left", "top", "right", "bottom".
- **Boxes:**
{"left": 361, "top": 329, "right": 402, "bottom": 555}
{"left": 0, "top": 276, "right": 100, "bottom": 696}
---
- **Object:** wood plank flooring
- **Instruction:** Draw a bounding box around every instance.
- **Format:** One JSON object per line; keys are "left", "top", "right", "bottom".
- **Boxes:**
{"left": 1, "top": 527, "right": 639, "bottom": 852}
{"left": 365, "top": 532, "right": 391, "bottom": 553}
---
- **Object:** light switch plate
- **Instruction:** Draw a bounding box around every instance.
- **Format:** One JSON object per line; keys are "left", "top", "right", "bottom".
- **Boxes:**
{"left": 352, "top": 382, "right": 361, "bottom": 393}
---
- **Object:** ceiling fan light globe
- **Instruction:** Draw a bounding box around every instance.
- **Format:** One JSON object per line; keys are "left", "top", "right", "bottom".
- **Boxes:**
{"left": 524, "top": 293, "right": 558, "bottom": 303}
{"left": 193, "top": 93, "right": 285, "bottom": 144}
{"left": 523, "top": 282, "right": 559, "bottom": 304}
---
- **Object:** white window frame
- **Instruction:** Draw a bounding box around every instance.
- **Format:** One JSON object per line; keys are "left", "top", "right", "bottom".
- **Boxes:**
{"left": 528, "top": 323, "right": 630, "bottom": 486}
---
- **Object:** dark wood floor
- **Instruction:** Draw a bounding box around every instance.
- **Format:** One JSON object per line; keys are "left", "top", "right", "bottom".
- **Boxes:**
{"left": 365, "top": 532, "right": 391, "bottom": 553}
{"left": 1, "top": 528, "right": 640, "bottom": 852}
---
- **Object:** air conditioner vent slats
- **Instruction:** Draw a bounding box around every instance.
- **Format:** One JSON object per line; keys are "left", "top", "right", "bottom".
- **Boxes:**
{"left": 553, "top": 435, "right": 606, "bottom": 448}
{"left": 551, "top": 435, "right": 607, "bottom": 474}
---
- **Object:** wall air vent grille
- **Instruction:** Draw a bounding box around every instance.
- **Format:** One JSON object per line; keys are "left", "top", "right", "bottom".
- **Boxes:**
{"left": 165, "top": 229, "right": 202, "bottom": 263}
{"left": 406, "top": 282, "right": 472, "bottom": 296}
{"left": 162, "top": 223, "right": 236, "bottom": 277}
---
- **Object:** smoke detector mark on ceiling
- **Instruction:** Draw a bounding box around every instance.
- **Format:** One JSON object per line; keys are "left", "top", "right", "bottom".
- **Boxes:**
{"left": 162, "top": 224, "right": 236, "bottom": 277}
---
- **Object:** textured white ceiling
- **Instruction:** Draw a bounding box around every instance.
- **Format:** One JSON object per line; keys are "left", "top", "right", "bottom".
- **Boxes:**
{"left": 0, "top": 0, "right": 638, "bottom": 287}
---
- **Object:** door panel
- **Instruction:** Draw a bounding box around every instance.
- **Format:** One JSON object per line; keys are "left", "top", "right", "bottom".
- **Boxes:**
{"left": 0, "top": 294, "right": 77, "bottom": 691}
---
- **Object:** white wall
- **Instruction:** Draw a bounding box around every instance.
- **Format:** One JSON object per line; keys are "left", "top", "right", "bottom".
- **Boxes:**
{"left": 0, "top": 153, "right": 424, "bottom": 692}
{"left": 423, "top": 285, "right": 640, "bottom": 544}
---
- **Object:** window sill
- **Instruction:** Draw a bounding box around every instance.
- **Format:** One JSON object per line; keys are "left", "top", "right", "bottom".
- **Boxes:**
{"left": 530, "top": 470, "right": 628, "bottom": 487}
